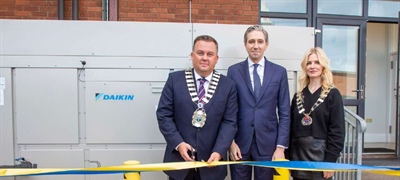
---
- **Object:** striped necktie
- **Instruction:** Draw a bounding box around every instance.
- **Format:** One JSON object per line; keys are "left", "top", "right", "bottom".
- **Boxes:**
{"left": 253, "top": 64, "right": 261, "bottom": 98}
{"left": 198, "top": 78, "right": 207, "bottom": 103}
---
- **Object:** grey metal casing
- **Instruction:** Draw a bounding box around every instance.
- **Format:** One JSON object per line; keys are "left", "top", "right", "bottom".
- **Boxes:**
{"left": 0, "top": 20, "right": 314, "bottom": 180}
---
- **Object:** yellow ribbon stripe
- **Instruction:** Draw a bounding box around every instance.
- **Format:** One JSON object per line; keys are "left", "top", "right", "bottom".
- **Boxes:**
{"left": 273, "top": 159, "right": 290, "bottom": 180}
{"left": 1, "top": 161, "right": 399, "bottom": 177}
{"left": 367, "top": 170, "right": 400, "bottom": 176}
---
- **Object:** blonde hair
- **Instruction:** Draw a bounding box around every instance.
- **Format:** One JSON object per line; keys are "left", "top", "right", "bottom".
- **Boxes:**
{"left": 297, "top": 47, "right": 335, "bottom": 98}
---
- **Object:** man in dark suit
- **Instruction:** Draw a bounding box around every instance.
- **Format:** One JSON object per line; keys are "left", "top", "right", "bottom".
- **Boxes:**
{"left": 227, "top": 25, "right": 291, "bottom": 180}
{"left": 157, "top": 35, "right": 238, "bottom": 180}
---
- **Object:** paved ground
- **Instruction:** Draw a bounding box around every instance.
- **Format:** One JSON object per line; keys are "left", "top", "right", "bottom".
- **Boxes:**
{"left": 361, "top": 157, "right": 400, "bottom": 180}
{"left": 361, "top": 172, "right": 400, "bottom": 180}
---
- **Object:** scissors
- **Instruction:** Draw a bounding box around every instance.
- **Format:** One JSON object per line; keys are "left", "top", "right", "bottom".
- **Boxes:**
{"left": 191, "top": 146, "right": 196, "bottom": 160}
{"left": 190, "top": 145, "right": 197, "bottom": 171}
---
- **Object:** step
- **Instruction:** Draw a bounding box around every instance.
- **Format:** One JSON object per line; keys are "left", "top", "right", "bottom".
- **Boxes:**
{"left": 362, "top": 153, "right": 397, "bottom": 159}
{"left": 362, "top": 155, "right": 400, "bottom": 167}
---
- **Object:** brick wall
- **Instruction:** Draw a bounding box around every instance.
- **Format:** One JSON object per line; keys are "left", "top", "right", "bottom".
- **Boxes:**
{"left": 119, "top": 0, "right": 259, "bottom": 24}
{"left": 0, "top": 0, "right": 258, "bottom": 24}
{"left": 0, "top": 0, "right": 58, "bottom": 20}
{"left": 76, "top": 0, "right": 102, "bottom": 20}
{"left": 0, "top": 0, "right": 103, "bottom": 20}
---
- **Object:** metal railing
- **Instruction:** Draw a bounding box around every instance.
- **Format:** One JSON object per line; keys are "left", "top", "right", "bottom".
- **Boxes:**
{"left": 335, "top": 107, "right": 367, "bottom": 180}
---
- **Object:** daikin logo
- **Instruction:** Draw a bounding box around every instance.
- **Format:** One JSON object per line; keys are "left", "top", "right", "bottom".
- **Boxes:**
{"left": 95, "top": 93, "right": 135, "bottom": 101}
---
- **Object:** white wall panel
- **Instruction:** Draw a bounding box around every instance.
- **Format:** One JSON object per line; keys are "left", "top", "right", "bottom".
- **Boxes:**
{"left": 365, "top": 23, "right": 390, "bottom": 142}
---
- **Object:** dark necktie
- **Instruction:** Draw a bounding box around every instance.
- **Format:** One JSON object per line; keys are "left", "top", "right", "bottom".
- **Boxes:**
{"left": 253, "top": 64, "right": 261, "bottom": 98}
{"left": 198, "top": 78, "right": 207, "bottom": 103}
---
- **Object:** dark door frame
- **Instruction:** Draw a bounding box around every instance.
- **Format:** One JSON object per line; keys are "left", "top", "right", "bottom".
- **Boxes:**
{"left": 315, "top": 18, "right": 367, "bottom": 118}
{"left": 396, "top": 11, "right": 400, "bottom": 157}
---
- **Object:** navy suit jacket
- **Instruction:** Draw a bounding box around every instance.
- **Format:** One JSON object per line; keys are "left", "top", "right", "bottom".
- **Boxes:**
{"left": 156, "top": 69, "right": 238, "bottom": 180}
{"left": 227, "top": 57, "right": 290, "bottom": 156}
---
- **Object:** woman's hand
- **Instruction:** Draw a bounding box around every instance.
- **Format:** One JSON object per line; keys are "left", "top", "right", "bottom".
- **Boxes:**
{"left": 323, "top": 171, "right": 334, "bottom": 179}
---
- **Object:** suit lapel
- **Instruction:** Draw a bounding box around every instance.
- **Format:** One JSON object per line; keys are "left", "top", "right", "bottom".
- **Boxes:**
{"left": 257, "top": 58, "right": 275, "bottom": 103}
{"left": 238, "top": 59, "right": 255, "bottom": 98}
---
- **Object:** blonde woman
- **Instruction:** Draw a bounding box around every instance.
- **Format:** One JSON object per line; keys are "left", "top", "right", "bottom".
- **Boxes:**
{"left": 288, "top": 47, "right": 345, "bottom": 180}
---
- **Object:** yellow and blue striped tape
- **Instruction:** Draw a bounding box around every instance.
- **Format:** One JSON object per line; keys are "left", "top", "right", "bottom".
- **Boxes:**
{"left": 1, "top": 161, "right": 399, "bottom": 177}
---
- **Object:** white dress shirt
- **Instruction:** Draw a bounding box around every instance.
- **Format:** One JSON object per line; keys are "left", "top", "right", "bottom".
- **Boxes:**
{"left": 194, "top": 70, "right": 212, "bottom": 94}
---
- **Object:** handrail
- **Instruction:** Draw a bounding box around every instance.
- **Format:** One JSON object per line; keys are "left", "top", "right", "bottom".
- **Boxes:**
{"left": 337, "top": 106, "right": 367, "bottom": 180}
{"left": 344, "top": 106, "right": 367, "bottom": 133}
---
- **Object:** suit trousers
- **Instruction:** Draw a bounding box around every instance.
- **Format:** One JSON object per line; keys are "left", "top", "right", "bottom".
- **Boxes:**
{"left": 169, "top": 169, "right": 201, "bottom": 180}
{"left": 230, "top": 134, "right": 274, "bottom": 180}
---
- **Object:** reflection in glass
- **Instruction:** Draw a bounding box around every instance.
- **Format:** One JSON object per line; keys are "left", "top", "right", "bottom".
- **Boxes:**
{"left": 368, "top": 0, "right": 400, "bottom": 18}
{"left": 318, "top": 0, "right": 362, "bottom": 16}
{"left": 260, "top": 18, "right": 307, "bottom": 27}
{"left": 260, "top": 0, "right": 307, "bottom": 13}
{"left": 322, "top": 25, "right": 359, "bottom": 99}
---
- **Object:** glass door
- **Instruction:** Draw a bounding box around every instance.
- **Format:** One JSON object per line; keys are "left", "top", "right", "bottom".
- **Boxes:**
{"left": 316, "top": 18, "right": 366, "bottom": 118}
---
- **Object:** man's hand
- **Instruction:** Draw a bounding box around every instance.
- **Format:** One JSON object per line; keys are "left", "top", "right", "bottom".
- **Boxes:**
{"left": 229, "top": 141, "right": 242, "bottom": 161}
{"left": 272, "top": 146, "right": 285, "bottom": 160}
{"left": 206, "top": 152, "right": 222, "bottom": 164}
{"left": 177, "top": 142, "right": 195, "bottom": 161}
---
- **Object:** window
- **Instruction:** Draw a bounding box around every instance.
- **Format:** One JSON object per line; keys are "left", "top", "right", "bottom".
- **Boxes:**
{"left": 318, "top": 0, "right": 363, "bottom": 16}
{"left": 322, "top": 25, "right": 359, "bottom": 73}
{"left": 368, "top": 0, "right": 400, "bottom": 18}
{"left": 260, "top": 0, "right": 307, "bottom": 13}
{"left": 261, "top": 18, "right": 307, "bottom": 27}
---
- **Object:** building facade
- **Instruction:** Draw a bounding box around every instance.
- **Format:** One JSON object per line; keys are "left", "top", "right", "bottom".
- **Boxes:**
{"left": 1, "top": 0, "right": 399, "bottom": 156}
{"left": 0, "top": 0, "right": 259, "bottom": 23}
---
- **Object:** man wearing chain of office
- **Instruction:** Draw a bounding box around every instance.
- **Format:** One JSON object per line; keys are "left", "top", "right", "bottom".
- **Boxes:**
{"left": 156, "top": 35, "right": 238, "bottom": 180}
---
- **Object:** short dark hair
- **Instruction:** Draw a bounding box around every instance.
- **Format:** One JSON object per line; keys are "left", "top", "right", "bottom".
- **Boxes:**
{"left": 244, "top": 25, "right": 269, "bottom": 44}
{"left": 192, "top": 35, "right": 219, "bottom": 53}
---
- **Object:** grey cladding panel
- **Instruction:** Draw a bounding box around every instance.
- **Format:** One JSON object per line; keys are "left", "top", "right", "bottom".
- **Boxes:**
{"left": 85, "top": 70, "right": 166, "bottom": 143}
{"left": 14, "top": 68, "right": 79, "bottom": 144}
{"left": 0, "top": 21, "right": 316, "bottom": 180}
{"left": 0, "top": 68, "right": 14, "bottom": 166}
{"left": 88, "top": 149, "right": 167, "bottom": 180}
{"left": 193, "top": 24, "right": 314, "bottom": 71}
{"left": 1, "top": 20, "right": 192, "bottom": 57}
{"left": 85, "top": 68, "right": 171, "bottom": 82}
{"left": 193, "top": 24, "right": 249, "bottom": 59}
{"left": 20, "top": 149, "right": 85, "bottom": 168}
{"left": 18, "top": 149, "right": 85, "bottom": 180}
